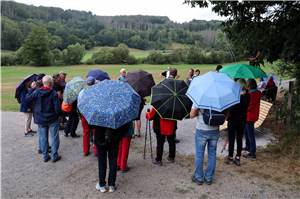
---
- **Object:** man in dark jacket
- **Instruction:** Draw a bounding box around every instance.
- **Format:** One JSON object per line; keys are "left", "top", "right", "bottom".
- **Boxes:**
{"left": 26, "top": 75, "right": 62, "bottom": 162}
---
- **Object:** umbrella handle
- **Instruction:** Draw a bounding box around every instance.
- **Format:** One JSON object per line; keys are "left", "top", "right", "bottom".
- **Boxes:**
{"left": 149, "top": 120, "right": 153, "bottom": 160}
{"left": 143, "top": 120, "right": 148, "bottom": 160}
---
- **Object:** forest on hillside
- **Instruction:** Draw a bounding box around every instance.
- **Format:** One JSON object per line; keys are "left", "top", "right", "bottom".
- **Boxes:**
{"left": 1, "top": 1, "right": 238, "bottom": 66}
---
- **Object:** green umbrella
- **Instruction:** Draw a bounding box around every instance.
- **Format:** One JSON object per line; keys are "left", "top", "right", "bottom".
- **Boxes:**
{"left": 220, "top": 64, "right": 267, "bottom": 79}
{"left": 63, "top": 76, "right": 86, "bottom": 104}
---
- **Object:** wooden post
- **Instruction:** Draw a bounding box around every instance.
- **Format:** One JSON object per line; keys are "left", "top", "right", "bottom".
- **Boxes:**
{"left": 287, "top": 81, "right": 294, "bottom": 124}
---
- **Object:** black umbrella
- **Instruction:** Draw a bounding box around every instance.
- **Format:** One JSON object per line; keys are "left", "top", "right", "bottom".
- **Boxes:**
{"left": 15, "top": 74, "right": 38, "bottom": 101}
{"left": 125, "top": 70, "right": 155, "bottom": 97}
{"left": 151, "top": 78, "right": 192, "bottom": 120}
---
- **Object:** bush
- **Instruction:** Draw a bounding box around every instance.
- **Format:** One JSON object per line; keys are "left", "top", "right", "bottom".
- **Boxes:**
{"left": 146, "top": 51, "right": 170, "bottom": 64}
{"left": 92, "top": 48, "right": 114, "bottom": 64}
{"left": 1, "top": 53, "right": 18, "bottom": 66}
{"left": 62, "top": 43, "right": 85, "bottom": 65}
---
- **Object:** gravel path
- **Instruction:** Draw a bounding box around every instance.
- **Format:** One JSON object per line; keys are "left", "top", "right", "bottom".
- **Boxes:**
{"left": 1, "top": 111, "right": 298, "bottom": 199}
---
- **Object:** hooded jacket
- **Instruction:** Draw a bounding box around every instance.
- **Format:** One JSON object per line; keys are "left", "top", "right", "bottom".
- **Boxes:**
{"left": 26, "top": 87, "right": 61, "bottom": 125}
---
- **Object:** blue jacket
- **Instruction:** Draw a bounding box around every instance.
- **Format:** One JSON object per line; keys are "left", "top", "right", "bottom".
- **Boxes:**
{"left": 19, "top": 89, "right": 33, "bottom": 113}
{"left": 26, "top": 87, "right": 61, "bottom": 125}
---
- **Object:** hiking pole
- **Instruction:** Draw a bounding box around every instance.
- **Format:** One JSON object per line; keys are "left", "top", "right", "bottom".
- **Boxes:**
{"left": 148, "top": 120, "right": 153, "bottom": 160}
{"left": 143, "top": 119, "right": 148, "bottom": 159}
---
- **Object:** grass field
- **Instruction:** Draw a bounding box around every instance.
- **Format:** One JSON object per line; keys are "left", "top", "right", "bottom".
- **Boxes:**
{"left": 1, "top": 62, "right": 274, "bottom": 111}
{"left": 82, "top": 46, "right": 153, "bottom": 62}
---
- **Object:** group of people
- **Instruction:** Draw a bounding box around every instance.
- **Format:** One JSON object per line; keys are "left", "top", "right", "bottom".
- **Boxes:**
{"left": 17, "top": 64, "right": 265, "bottom": 193}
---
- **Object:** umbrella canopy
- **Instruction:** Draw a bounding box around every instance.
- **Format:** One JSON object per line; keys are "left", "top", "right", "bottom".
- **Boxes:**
{"left": 125, "top": 70, "right": 155, "bottom": 97}
{"left": 86, "top": 69, "right": 110, "bottom": 81}
{"left": 151, "top": 79, "right": 192, "bottom": 120}
{"left": 186, "top": 71, "right": 241, "bottom": 112}
{"left": 78, "top": 80, "right": 141, "bottom": 129}
{"left": 220, "top": 63, "right": 267, "bottom": 79}
{"left": 63, "top": 76, "right": 86, "bottom": 104}
{"left": 15, "top": 74, "right": 38, "bottom": 100}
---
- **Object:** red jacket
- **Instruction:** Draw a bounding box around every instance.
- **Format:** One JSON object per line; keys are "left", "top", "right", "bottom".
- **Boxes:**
{"left": 146, "top": 108, "right": 176, "bottom": 136}
{"left": 247, "top": 90, "right": 261, "bottom": 122}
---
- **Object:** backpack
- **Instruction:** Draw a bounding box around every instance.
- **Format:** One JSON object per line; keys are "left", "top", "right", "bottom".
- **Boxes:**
{"left": 202, "top": 109, "right": 225, "bottom": 126}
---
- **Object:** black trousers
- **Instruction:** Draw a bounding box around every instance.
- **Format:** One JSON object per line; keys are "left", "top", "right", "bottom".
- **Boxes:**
{"left": 228, "top": 121, "right": 245, "bottom": 157}
{"left": 95, "top": 131, "right": 119, "bottom": 187}
{"left": 64, "top": 111, "right": 79, "bottom": 136}
{"left": 155, "top": 132, "right": 176, "bottom": 161}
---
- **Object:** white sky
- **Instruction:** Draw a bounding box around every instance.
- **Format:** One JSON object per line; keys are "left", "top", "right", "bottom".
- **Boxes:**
{"left": 11, "top": 0, "right": 225, "bottom": 23}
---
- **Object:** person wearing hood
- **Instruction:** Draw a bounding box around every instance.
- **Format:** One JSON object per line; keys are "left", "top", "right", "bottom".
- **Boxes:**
{"left": 26, "top": 75, "right": 62, "bottom": 162}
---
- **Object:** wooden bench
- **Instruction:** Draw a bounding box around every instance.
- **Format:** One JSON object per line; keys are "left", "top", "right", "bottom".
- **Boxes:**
{"left": 220, "top": 100, "right": 273, "bottom": 132}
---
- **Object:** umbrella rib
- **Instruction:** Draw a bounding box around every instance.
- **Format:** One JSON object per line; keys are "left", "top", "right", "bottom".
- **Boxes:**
{"left": 156, "top": 96, "right": 173, "bottom": 112}
{"left": 176, "top": 96, "right": 189, "bottom": 115}
{"left": 161, "top": 82, "right": 175, "bottom": 94}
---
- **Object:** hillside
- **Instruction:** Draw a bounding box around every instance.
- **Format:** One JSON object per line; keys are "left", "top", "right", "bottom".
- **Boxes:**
{"left": 1, "top": 1, "right": 226, "bottom": 51}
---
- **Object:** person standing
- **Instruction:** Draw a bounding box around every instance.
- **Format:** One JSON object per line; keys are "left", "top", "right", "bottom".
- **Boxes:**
{"left": 134, "top": 97, "right": 145, "bottom": 138}
{"left": 117, "top": 122, "right": 134, "bottom": 172}
{"left": 64, "top": 100, "right": 80, "bottom": 138}
{"left": 186, "top": 68, "right": 194, "bottom": 86}
{"left": 243, "top": 79, "right": 261, "bottom": 159}
{"left": 19, "top": 79, "right": 36, "bottom": 136}
{"left": 80, "top": 76, "right": 97, "bottom": 156}
{"left": 190, "top": 106, "right": 221, "bottom": 185}
{"left": 94, "top": 124, "right": 128, "bottom": 193}
{"left": 146, "top": 108, "right": 177, "bottom": 165}
{"left": 118, "top": 68, "right": 127, "bottom": 81}
{"left": 26, "top": 75, "right": 61, "bottom": 162}
{"left": 225, "top": 79, "right": 249, "bottom": 166}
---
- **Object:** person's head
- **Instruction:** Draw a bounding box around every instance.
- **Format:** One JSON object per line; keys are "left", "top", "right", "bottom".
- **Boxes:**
{"left": 24, "top": 79, "right": 32, "bottom": 88}
{"left": 188, "top": 68, "right": 194, "bottom": 78}
{"left": 42, "top": 75, "right": 54, "bottom": 88}
{"left": 216, "top": 65, "right": 223, "bottom": 72}
{"left": 120, "top": 68, "right": 126, "bottom": 77}
{"left": 169, "top": 68, "right": 178, "bottom": 78}
{"left": 238, "top": 78, "right": 247, "bottom": 90}
{"left": 59, "top": 71, "right": 67, "bottom": 81}
{"left": 195, "top": 69, "right": 200, "bottom": 76}
{"left": 161, "top": 71, "right": 167, "bottom": 78}
{"left": 247, "top": 78, "right": 257, "bottom": 90}
{"left": 52, "top": 74, "right": 60, "bottom": 83}
{"left": 86, "top": 76, "right": 95, "bottom": 86}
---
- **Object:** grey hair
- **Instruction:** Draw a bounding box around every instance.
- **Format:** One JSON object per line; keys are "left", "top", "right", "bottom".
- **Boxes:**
{"left": 42, "top": 75, "right": 53, "bottom": 87}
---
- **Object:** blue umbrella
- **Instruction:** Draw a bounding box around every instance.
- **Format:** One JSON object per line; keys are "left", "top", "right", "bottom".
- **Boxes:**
{"left": 15, "top": 74, "right": 38, "bottom": 101}
{"left": 63, "top": 76, "right": 86, "bottom": 104}
{"left": 86, "top": 69, "right": 110, "bottom": 81}
{"left": 78, "top": 80, "right": 141, "bottom": 129}
{"left": 186, "top": 71, "right": 241, "bottom": 112}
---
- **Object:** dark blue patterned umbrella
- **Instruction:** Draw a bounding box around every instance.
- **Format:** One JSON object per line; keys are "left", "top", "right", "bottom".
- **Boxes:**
{"left": 86, "top": 69, "right": 110, "bottom": 81}
{"left": 78, "top": 80, "right": 141, "bottom": 129}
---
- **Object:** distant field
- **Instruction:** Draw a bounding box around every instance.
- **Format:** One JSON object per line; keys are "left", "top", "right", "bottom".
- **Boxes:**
{"left": 1, "top": 62, "right": 274, "bottom": 111}
{"left": 82, "top": 46, "right": 154, "bottom": 62}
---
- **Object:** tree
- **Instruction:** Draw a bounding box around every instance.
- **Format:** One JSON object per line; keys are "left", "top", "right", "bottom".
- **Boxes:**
{"left": 20, "top": 26, "right": 52, "bottom": 66}
{"left": 62, "top": 43, "right": 85, "bottom": 65}
{"left": 185, "top": 1, "right": 300, "bottom": 82}
{"left": 1, "top": 17, "right": 23, "bottom": 50}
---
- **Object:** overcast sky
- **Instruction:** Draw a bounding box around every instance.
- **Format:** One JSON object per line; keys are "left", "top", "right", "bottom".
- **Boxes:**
{"left": 12, "top": 0, "right": 225, "bottom": 23}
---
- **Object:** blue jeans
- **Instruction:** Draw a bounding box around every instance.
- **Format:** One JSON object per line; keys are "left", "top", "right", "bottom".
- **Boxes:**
{"left": 194, "top": 129, "right": 220, "bottom": 182}
{"left": 245, "top": 122, "right": 256, "bottom": 156}
{"left": 38, "top": 121, "right": 60, "bottom": 161}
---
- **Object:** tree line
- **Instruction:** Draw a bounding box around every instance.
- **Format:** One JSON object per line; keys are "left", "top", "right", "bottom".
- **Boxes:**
{"left": 1, "top": 1, "right": 229, "bottom": 52}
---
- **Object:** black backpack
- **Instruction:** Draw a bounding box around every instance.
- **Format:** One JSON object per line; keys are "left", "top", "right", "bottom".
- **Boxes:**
{"left": 202, "top": 109, "right": 226, "bottom": 126}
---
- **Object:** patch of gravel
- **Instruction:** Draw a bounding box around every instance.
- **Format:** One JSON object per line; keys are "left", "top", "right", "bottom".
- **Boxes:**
{"left": 1, "top": 111, "right": 299, "bottom": 199}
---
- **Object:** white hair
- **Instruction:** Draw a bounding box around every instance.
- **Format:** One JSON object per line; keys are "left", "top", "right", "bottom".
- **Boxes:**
{"left": 120, "top": 68, "right": 126, "bottom": 73}
{"left": 42, "top": 75, "right": 53, "bottom": 87}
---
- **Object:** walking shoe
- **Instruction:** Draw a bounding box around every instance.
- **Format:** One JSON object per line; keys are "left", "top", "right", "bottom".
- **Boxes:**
{"left": 152, "top": 160, "right": 162, "bottom": 166}
{"left": 243, "top": 153, "right": 256, "bottom": 159}
{"left": 52, "top": 155, "right": 61, "bottom": 163}
{"left": 108, "top": 186, "right": 116, "bottom": 193}
{"left": 28, "top": 130, "right": 37, "bottom": 134}
{"left": 38, "top": 149, "right": 42, "bottom": 154}
{"left": 71, "top": 134, "right": 80, "bottom": 138}
{"left": 175, "top": 139, "right": 180, "bottom": 144}
{"left": 167, "top": 157, "right": 175, "bottom": 163}
{"left": 64, "top": 133, "right": 69, "bottom": 137}
{"left": 205, "top": 179, "right": 212, "bottom": 185}
{"left": 121, "top": 167, "right": 130, "bottom": 173}
{"left": 234, "top": 156, "right": 241, "bottom": 166}
{"left": 96, "top": 183, "right": 107, "bottom": 193}
{"left": 191, "top": 176, "right": 204, "bottom": 185}
{"left": 43, "top": 156, "right": 51, "bottom": 162}
{"left": 24, "top": 132, "right": 34, "bottom": 137}
{"left": 224, "top": 156, "right": 233, "bottom": 164}
{"left": 242, "top": 147, "right": 250, "bottom": 152}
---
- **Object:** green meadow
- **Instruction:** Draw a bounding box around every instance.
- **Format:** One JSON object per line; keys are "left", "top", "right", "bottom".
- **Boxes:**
{"left": 1, "top": 62, "right": 274, "bottom": 111}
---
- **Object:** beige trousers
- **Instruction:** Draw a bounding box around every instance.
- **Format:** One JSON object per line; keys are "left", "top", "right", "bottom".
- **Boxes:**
{"left": 24, "top": 112, "right": 33, "bottom": 132}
